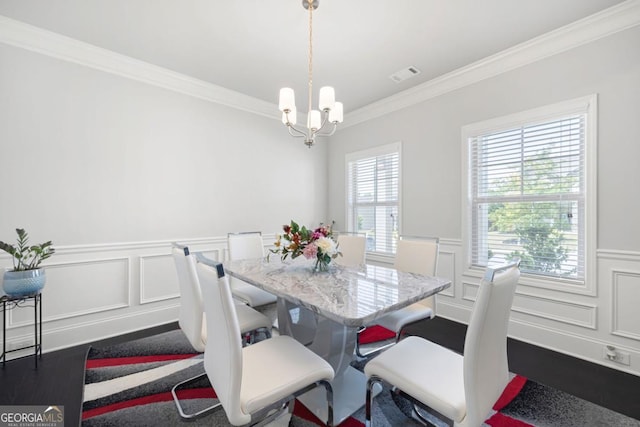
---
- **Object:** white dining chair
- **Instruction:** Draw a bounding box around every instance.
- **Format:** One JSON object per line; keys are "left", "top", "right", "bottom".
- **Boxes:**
{"left": 227, "top": 232, "right": 277, "bottom": 307}
{"left": 196, "top": 259, "right": 335, "bottom": 426}
{"left": 364, "top": 261, "right": 520, "bottom": 427}
{"left": 170, "top": 245, "right": 272, "bottom": 420}
{"left": 356, "top": 236, "right": 439, "bottom": 357}
{"left": 335, "top": 234, "right": 366, "bottom": 267}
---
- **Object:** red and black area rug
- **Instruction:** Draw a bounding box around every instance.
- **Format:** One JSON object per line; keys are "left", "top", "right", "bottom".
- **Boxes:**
{"left": 81, "top": 329, "right": 639, "bottom": 426}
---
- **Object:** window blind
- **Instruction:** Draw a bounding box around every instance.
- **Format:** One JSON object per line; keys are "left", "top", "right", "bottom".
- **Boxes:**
{"left": 347, "top": 147, "right": 400, "bottom": 255}
{"left": 470, "top": 114, "right": 585, "bottom": 279}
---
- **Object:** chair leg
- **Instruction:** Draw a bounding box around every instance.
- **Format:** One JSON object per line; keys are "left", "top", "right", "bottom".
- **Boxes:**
{"left": 257, "top": 326, "right": 272, "bottom": 340}
{"left": 171, "top": 371, "right": 221, "bottom": 419}
{"left": 320, "top": 380, "right": 334, "bottom": 427}
{"left": 249, "top": 380, "right": 332, "bottom": 427}
{"left": 389, "top": 385, "right": 451, "bottom": 427}
{"left": 358, "top": 315, "right": 435, "bottom": 358}
{"left": 249, "top": 401, "right": 291, "bottom": 426}
{"left": 412, "top": 403, "right": 443, "bottom": 427}
{"left": 365, "top": 376, "right": 382, "bottom": 427}
{"left": 356, "top": 328, "right": 398, "bottom": 358}
{"left": 243, "top": 327, "right": 272, "bottom": 346}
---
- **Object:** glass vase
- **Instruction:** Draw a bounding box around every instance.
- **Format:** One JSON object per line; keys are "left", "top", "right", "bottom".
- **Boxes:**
{"left": 314, "top": 258, "right": 331, "bottom": 272}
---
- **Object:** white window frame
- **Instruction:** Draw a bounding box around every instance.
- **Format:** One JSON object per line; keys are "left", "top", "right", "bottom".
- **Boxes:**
{"left": 462, "top": 95, "right": 597, "bottom": 294}
{"left": 345, "top": 142, "right": 402, "bottom": 257}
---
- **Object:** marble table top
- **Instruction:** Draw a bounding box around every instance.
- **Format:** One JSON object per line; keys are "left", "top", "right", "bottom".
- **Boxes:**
{"left": 224, "top": 257, "right": 451, "bottom": 327}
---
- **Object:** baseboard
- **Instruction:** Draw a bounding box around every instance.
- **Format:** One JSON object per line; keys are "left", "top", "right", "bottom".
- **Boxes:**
{"left": 3, "top": 304, "right": 179, "bottom": 361}
{"left": 437, "top": 301, "right": 640, "bottom": 377}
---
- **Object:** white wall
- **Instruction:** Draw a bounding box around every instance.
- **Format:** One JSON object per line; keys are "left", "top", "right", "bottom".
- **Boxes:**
{"left": 0, "top": 40, "right": 328, "bottom": 355}
{"left": 1, "top": 10, "right": 638, "bottom": 378}
{"left": 327, "top": 26, "right": 640, "bottom": 375}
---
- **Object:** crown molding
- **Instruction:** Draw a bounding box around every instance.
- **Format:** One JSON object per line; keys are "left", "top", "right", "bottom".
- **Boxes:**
{"left": 0, "top": 14, "right": 280, "bottom": 121}
{"left": 1, "top": 1, "right": 639, "bottom": 126}
{"left": 343, "top": 0, "right": 640, "bottom": 128}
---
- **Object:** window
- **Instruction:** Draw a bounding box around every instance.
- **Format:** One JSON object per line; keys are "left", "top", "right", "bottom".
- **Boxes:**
{"left": 463, "top": 96, "right": 596, "bottom": 285}
{"left": 346, "top": 143, "right": 401, "bottom": 255}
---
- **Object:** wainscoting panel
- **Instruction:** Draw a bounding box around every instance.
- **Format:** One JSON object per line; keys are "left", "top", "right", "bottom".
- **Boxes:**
{"left": 511, "top": 292, "right": 597, "bottom": 329}
{"left": 461, "top": 281, "right": 477, "bottom": 301}
{"left": 8, "top": 257, "right": 130, "bottom": 328}
{"left": 2, "top": 237, "right": 639, "bottom": 376}
{"left": 461, "top": 282, "right": 596, "bottom": 329}
{"left": 611, "top": 269, "right": 640, "bottom": 341}
{"left": 438, "top": 242, "right": 640, "bottom": 376}
{"left": 139, "top": 254, "right": 180, "bottom": 304}
{"left": 0, "top": 237, "right": 233, "bottom": 359}
{"left": 436, "top": 250, "right": 456, "bottom": 298}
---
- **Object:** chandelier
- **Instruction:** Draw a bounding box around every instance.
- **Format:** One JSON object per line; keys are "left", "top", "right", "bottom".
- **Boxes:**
{"left": 278, "top": 0, "right": 343, "bottom": 148}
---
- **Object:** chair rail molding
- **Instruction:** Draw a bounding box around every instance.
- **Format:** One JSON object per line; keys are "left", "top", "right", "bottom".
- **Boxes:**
{"left": 598, "top": 248, "right": 640, "bottom": 262}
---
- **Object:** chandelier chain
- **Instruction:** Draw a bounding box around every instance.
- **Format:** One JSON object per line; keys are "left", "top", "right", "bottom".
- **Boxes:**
{"left": 308, "top": 1, "right": 313, "bottom": 121}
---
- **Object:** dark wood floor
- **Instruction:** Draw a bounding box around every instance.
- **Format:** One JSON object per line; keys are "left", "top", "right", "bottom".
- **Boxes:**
{"left": 0, "top": 322, "right": 178, "bottom": 427}
{"left": 405, "top": 318, "right": 640, "bottom": 421}
{"left": 1, "top": 318, "right": 638, "bottom": 427}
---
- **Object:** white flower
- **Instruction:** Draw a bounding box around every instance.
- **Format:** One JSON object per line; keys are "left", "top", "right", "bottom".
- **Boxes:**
{"left": 315, "top": 237, "right": 337, "bottom": 256}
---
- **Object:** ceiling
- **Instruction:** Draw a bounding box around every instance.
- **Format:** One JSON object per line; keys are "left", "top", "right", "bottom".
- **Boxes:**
{"left": 0, "top": 0, "right": 626, "bottom": 113}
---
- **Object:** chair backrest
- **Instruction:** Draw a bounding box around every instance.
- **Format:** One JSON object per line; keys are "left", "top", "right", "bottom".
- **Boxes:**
{"left": 172, "top": 245, "right": 206, "bottom": 352}
{"left": 462, "top": 262, "right": 520, "bottom": 427}
{"left": 197, "top": 259, "right": 248, "bottom": 426}
{"left": 228, "top": 232, "right": 264, "bottom": 260}
{"left": 393, "top": 237, "right": 439, "bottom": 276}
{"left": 335, "top": 234, "right": 366, "bottom": 267}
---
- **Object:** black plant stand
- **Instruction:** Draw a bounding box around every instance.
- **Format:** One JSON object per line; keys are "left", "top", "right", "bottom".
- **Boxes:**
{"left": 1, "top": 292, "right": 42, "bottom": 368}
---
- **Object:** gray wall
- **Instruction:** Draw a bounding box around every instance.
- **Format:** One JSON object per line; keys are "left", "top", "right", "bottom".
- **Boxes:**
{"left": 0, "top": 41, "right": 327, "bottom": 352}
{"left": 328, "top": 26, "right": 640, "bottom": 250}
{"left": 327, "top": 26, "right": 640, "bottom": 374}
{"left": 0, "top": 43, "right": 327, "bottom": 244}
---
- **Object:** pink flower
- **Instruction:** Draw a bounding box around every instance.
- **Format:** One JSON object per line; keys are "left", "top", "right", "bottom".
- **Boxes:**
{"left": 302, "top": 243, "right": 318, "bottom": 259}
{"left": 315, "top": 226, "right": 330, "bottom": 237}
{"left": 312, "top": 231, "right": 324, "bottom": 240}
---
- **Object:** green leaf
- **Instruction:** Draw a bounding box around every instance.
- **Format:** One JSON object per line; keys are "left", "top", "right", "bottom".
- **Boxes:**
{"left": 1, "top": 228, "right": 54, "bottom": 271}
{"left": 0, "top": 241, "right": 16, "bottom": 256}
{"left": 300, "top": 226, "right": 310, "bottom": 241}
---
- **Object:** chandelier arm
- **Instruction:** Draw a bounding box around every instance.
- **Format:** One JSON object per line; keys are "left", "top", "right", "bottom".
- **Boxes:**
{"left": 309, "top": 109, "right": 329, "bottom": 135}
{"left": 314, "top": 122, "right": 338, "bottom": 137}
{"left": 287, "top": 124, "right": 309, "bottom": 138}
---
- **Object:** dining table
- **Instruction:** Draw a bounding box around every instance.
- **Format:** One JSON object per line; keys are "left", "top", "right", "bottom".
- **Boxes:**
{"left": 224, "top": 256, "right": 451, "bottom": 425}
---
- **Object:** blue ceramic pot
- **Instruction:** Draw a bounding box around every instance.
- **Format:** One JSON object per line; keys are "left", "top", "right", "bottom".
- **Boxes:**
{"left": 2, "top": 268, "right": 46, "bottom": 297}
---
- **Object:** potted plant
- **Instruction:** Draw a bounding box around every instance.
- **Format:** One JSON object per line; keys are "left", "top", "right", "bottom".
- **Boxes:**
{"left": 0, "top": 228, "right": 55, "bottom": 297}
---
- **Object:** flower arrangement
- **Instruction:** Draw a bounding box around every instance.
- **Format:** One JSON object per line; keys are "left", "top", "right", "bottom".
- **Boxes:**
{"left": 271, "top": 220, "right": 340, "bottom": 271}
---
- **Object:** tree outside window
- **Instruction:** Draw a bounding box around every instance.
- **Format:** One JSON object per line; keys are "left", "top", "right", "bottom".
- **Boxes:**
{"left": 469, "top": 113, "right": 587, "bottom": 280}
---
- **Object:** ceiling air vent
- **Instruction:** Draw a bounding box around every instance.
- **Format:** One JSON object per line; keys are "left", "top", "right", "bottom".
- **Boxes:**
{"left": 389, "top": 66, "right": 421, "bottom": 83}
